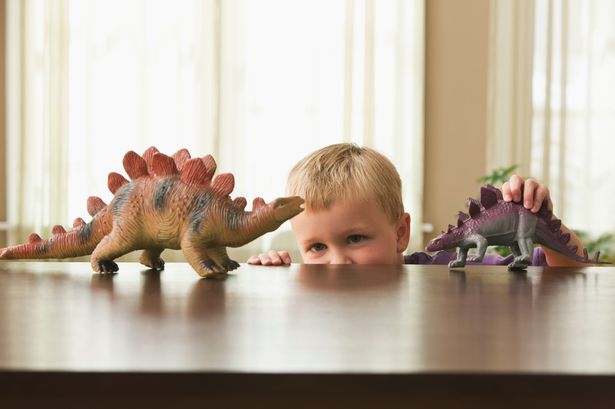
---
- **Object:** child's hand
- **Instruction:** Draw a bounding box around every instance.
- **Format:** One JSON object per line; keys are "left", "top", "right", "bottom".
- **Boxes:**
{"left": 501, "top": 175, "right": 553, "bottom": 213}
{"left": 247, "top": 250, "right": 292, "bottom": 266}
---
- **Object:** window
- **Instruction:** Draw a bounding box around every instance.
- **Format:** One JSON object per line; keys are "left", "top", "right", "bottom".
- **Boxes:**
{"left": 531, "top": 0, "right": 615, "bottom": 237}
{"left": 488, "top": 0, "right": 615, "bottom": 240}
{"left": 6, "top": 0, "right": 425, "bottom": 260}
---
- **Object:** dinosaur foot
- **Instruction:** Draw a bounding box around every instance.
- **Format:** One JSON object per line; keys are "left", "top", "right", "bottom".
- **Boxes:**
{"left": 507, "top": 256, "right": 531, "bottom": 271}
{"left": 195, "top": 259, "right": 240, "bottom": 279}
{"left": 92, "top": 260, "right": 119, "bottom": 274}
{"left": 198, "top": 261, "right": 229, "bottom": 280}
{"left": 139, "top": 254, "right": 165, "bottom": 271}
{"left": 225, "top": 259, "right": 240, "bottom": 271}
{"left": 448, "top": 260, "right": 466, "bottom": 269}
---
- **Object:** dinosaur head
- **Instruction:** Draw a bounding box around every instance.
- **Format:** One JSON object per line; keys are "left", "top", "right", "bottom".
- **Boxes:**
{"left": 426, "top": 227, "right": 464, "bottom": 252}
{"left": 221, "top": 195, "right": 304, "bottom": 247}
{"left": 271, "top": 196, "right": 305, "bottom": 223}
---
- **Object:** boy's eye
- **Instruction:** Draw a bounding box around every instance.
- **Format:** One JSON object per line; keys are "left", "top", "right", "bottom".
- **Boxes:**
{"left": 310, "top": 243, "right": 327, "bottom": 252}
{"left": 347, "top": 234, "right": 366, "bottom": 244}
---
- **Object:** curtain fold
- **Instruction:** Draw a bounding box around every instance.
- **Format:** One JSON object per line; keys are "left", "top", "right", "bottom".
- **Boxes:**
{"left": 486, "top": 0, "right": 535, "bottom": 178}
{"left": 6, "top": 0, "right": 425, "bottom": 259}
{"left": 6, "top": 0, "right": 69, "bottom": 244}
{"left": 488, "top": 0, "right": 615, "bottom": 237}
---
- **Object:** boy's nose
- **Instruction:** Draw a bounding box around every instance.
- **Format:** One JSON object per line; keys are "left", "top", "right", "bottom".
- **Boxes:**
{"left": 328, "top": 250, "right": 352, "bottom": 264}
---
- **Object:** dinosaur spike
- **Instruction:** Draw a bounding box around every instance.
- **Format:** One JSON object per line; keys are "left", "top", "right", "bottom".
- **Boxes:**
{"left": 211, "top": 173, "right": 235, "bottom": 197}
{"left": 28, "top": 233, "right": 42, "bottom": 243}
{"left": 180, "top": 158, "right": 210, "bottom": 186}
{"left": 480, "top": 186, "right": 499, "bottom": 209}
{"left": 52, "top": 225, "right": 66, "bottom": 235}
{"left": 142, "top": 146, "right": 160, "bottom": 174}
{"left": 172, "top": 149, "right": 191, "bottom": 171}
{"left": 122, "top": 151, "right": 149, "bottom": 180}
{"left": 108, "top": 172, "right": 129, "bottom": 194}
{"left": 583, "top": 248, "right": 589, "bottom": 261}
{"left": 594, "top": 252, "right": 601, "bottom": 263}
{"left": 457, "top": 211, "right": 470, "bottom": 227}
{"left": 73, "top": 217, "right": 86, "bottom": 228}
{"left": 233, "top": 197, "right": 247, "bottom": 209}
{"left": 447, "top": 224, "right": 454, "bottom": 233}
{"left": 87, "top": 196, "right": 107, "bottom": 216}
{"left": 559, "top": 233, "right": 571, "bottom": 245}
{"left": 540, "top": 209, "right": 553, "bottom": 222}
{"left": 485, "top": 184, "right": 503, "bottom": 200}
{"left": 537, "top": 201, "right": 552, "bottom": 219}
{"left": 151, "top": 153, "right": 178, "bottom": 177}
{"left": 252, "top": 197, "right": 266, "bottom": 210}
{"left": 468, "top": 198, "right": 481, "bottom": 219}
{"left": 201, "top": 155, "right": 217, "bottom": 180}
{"left": 549, "top": 219, "right": 561, "bottom": 232}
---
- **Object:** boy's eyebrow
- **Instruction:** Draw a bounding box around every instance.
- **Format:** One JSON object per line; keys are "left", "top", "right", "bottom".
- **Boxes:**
{"left": 339, "top": 224, "right": 374, "bottom": 236}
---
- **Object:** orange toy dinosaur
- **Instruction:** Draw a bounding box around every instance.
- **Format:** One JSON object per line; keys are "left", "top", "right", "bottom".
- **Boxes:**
{"left": 0, "top": 147, "right": 304, "bottom": 278}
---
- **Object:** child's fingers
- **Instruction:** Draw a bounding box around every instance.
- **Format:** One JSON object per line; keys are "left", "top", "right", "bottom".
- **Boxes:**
{"left": 266, "top": 250, "right": 284, "bottom": 265}
{"left": 508, "top": 175, "right": 524, "bottom": 202}
{"left": 502, "top": 181, "right": 512, "bottom": 201}
{"left": 522, "top": 179, "right": 539, "bottom": 210}
{"left": 247, "top": 255, "right": 262, "bottom": 265}
{"left": 258, "top": 253, "right": 273, "bottom": 265}
{"left": 502, "top": 175, "right": 553, "bottom": 214}
{"left": 278, "top": 250, "right": 292, "bottom": 264}
{"left": 531, "top": 184, "right": 552, "bottom": 213}
{"left": 248, "top": 251, "right": 291, "bottom": 266}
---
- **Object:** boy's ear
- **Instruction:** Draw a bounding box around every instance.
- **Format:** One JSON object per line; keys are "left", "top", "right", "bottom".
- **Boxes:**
{"left": 396, "top": 212, "right": 411, "bottom": 253}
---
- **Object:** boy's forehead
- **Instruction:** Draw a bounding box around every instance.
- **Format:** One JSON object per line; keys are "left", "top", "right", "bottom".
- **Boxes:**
{"left": 298, "top": 196, "right": 389, "bottom": 224}
{"left": 303, "top": 192, "right": 376, "bottom": 211}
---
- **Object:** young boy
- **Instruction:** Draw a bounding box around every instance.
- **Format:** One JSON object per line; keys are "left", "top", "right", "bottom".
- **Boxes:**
{"left": 247, "top": 143, "right": 587, "bottom": 267}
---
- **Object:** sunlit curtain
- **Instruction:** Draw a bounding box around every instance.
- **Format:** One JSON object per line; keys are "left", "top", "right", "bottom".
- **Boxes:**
{"left": 531, "top": 0, "right": 615, "bottom": 237}
{"left": 488, "top": 0, "right": 615, "bottom": 238}
{"left": 6, "top": 0, "right": 425, "bottom": 261}
{"left": 6, "top": 0, "right": 70, "bottom": 245}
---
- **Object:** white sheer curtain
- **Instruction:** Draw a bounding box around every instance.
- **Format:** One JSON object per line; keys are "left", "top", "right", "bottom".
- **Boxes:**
{"left": 6, "top": 0, "right": 425, "bottom": 261}
{"left": 531, "top": 0, "right": 615, "bottom": 237}
{"left": 488, "top": 0, "right": 615, "bottom": 238}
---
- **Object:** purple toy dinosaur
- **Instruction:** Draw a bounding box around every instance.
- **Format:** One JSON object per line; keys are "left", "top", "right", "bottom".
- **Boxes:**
{"left": 425, "top": 184, "right": 604, "bottom": 271}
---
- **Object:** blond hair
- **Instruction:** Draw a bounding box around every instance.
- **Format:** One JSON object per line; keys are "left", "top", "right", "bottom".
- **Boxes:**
{"left": 286, "top": 143, "right": 404, "bottom": 223}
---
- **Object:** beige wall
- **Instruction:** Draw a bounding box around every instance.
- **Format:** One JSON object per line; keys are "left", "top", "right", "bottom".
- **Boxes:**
{"left": 0, "top": 0, "right": 6, "bottom": 247}
{"left": 423, "top": 0, "right": 490, "bottom": 244}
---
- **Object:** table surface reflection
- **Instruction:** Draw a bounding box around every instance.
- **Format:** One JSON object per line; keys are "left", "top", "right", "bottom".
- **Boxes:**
{"left": 2, "top": 261, "right": 615, "bottom": 408}
{"left": 0, "top": 261, "right": 614, "bottom": 374}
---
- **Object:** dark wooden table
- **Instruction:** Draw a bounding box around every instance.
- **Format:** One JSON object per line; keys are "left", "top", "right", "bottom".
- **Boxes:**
{"left": 1, "top": 261, "right": 615, "bottom": 408}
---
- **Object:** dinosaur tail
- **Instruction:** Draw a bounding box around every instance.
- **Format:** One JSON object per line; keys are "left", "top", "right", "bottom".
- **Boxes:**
{"left": 535, "top": 217, "right": 607, "bottom": 264}
{"left": 0, "top": 203, "right": 113, "bottom": 261}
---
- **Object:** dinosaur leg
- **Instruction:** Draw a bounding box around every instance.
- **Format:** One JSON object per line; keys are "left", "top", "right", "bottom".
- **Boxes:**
{"left": 508, "top": 238, "right": 533, "bottom": 271}
{"left": 180, "top": 238, "right": 228, "bottom": 279}
{"left": 90, "top": 234, "right": 136, "bottom": 274}
{"left": 449, "top": 247, "right": 469, "bottom": 268}
{"left": 206, "top": 246, "right": 241, "bottom": 272}
{"left": 466, "top": 234, "right": 489, "bottom": 262}
{"left": 510, "top": 242, "right": 521, "bottom": 257}
{"left": 508, "top": 211, "right": 536, "bottom": 271}
{"left": 139, "top": 248, "right": 165, "bottom": 271}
